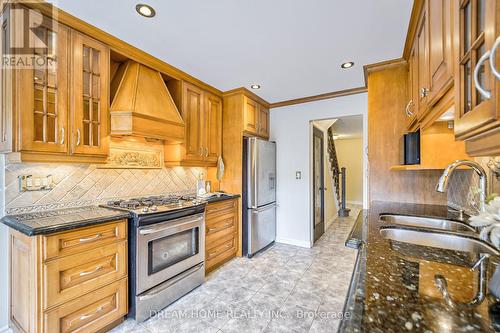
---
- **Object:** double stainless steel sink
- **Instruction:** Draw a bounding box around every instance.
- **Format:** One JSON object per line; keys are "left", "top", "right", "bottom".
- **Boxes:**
{"left": 379, "top": 214, "right": 499, "bottom": 308}
{"left": 380, "top": 214, "right": 476, "bottom": 232}
{"left": 379, "top": 214, "right": 499, "bottom": 256}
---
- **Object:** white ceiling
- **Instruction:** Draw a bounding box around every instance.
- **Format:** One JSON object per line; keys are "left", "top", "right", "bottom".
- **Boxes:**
{"left": 51, "top": 0, "right": 412, "bottom": 103}
{"left": 331, "top": 115, "right": 363, "bottom": 139}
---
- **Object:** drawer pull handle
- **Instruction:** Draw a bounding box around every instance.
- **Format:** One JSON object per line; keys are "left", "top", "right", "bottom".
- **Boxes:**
{"left": 208, "top": 244, "right": 232, "bottom": 257}
{"left": 208, "top": 205, "right": 235, "bottom": 214}
{"left": 79, "top": 233, "right": 102, "bottom": 243}
{"left": 208, "top": 223, "right": 232, "bottom": 233}
{"left": 79, "top": 265, "right": 103, "bottom": 277}
{"left": 79, "top": 305, "right": 104, "bottom": 322}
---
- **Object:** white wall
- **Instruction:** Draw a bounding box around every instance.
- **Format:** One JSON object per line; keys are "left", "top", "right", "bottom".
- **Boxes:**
{"left": 335, "top": 138, "right": 364, "bottom": 204}
{"left": 0, "top": 154, "right": 9, "bottom": 332}
{"left": 270, "top": 93, "right": 368, "bottom": 248}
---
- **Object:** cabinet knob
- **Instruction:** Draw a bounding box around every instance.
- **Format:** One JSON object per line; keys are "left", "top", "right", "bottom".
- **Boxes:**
{"left": 420, "top": 87, "right": 429, "bottom": 98}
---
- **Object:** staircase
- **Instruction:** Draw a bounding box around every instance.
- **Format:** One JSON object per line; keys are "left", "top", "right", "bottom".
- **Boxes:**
{"left": 327, "top": 126, "right": 350, "bottom": 217}
{"left": 327, "top": 127, "right": 341, "bottom": 208}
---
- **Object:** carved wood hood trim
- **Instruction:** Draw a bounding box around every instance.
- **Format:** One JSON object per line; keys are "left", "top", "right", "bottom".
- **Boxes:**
{"left": 99, "top": 138, "right": 163, "bottom": 169}
{"left": 110, "top": 60, "right": 185, "bottom": 142}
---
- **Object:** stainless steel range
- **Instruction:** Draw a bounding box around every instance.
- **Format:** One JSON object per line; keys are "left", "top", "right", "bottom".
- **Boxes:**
{"left": 101, "top": 195, "right": 206, "bottom": 322}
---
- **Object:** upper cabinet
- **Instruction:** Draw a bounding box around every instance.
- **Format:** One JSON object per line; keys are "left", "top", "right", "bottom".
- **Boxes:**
{"left": 427, "top": 0, "right": 454, "bottom": 103}
{"left": 164, "top": 82, "right": 223, "bottom": 167}
{"left": 416, "top": 5, "right": 430, "bottom": 116}
{"left": 1, "top": 5, "right": 111, "bottom": 163}
{"left": 71, "top": 31, "right": 110, "bottom": 156}
{"left": 205, "top": 92, "right": 223, "bottom": 163}
{"left": 18, "top": 15, "right": 70, "bottom": 154}
{"left": 182, "top": 82, "right": 205, "bottom": 164}
{"left": 454, "top": 0, "right": 499, "bottom": 143}
{"left": 407, "top": 40, "right": 419, "bottom": 130}
{"left": 402, "top": 0, "right": 500, "bottom": 156}
{"left": 258, "top": 105, "right": 270, "bottom": 138}
{"left": 243, "top": 97, "right": 259, "bottom": 134}
{"left": 405, "top": 0, "right": 455, "bottom": 131}
{"left": 242, "top": 96, "right": 269, "bottom": 138}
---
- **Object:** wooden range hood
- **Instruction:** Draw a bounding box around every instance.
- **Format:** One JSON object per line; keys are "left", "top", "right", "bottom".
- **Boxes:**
{"left": 110, "top": 61, "right": 185, "bottom": 142}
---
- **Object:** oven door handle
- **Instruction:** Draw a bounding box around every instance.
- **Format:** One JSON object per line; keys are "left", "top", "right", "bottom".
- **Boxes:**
{"left": 139, "top": 215, "right": 204, "bottom": 235}
{"left": 138, "top": 263, "right": 204, "bottom": 301}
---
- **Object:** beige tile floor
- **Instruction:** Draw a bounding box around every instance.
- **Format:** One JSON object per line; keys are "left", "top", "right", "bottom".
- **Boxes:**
{"left": 110, "top": 207, "right": 360, "bottom": 333}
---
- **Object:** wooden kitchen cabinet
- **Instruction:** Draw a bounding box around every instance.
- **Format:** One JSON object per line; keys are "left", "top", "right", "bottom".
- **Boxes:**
{"left": 165, "top": 81, "right": 222, "bottom": 167}
{"left": 427, "top": 0, "right": 454, "bottom": 104}
{"left": 1, "top": 5, "right": 111, "bottom": 163}
{"left": 243, "top": 96, "right": 269, "bottom": 138}
{"left": 205, "top": 92, "right": 223, "bottom": 164}
{"left": 416, "top": 5, "right": 430, "bottom": 118}
{"left": 205, "top": 198, "right": 239, "bottom": 273}
{"left": 258, "top": 105, "right": 270, "bottom": 138}
{"left": 0, "top": 7, "right": 12, "bottom": 152}
{"left": 16, "top": 14, "right": 70, "bottom": 154}
{"left": 243, "top": 96, "right": 259, "bottom": 135}
{"left": 181, "top": 82, "right": 205, "bottom": 164}
{"left": 404, "top": 0, "right": 455, "bottom": 131}
{"left": 71, "top": 31, "right": 110, "bottom": 157}
{"left": 9, "top": 220, "right": 128, "bottom": 333}
{"left": 406, "top": 38, "right": 419, "bottom": 130}
{"left": 453, "top": 0, "right": 500, "bottom": 155}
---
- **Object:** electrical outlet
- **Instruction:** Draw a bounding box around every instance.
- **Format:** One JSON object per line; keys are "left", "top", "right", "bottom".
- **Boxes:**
{"left": 296, "top": 171, "right": 302, "bottom": 179}
{"left": 19, "top": 174, "right": 54, "bottom": 192}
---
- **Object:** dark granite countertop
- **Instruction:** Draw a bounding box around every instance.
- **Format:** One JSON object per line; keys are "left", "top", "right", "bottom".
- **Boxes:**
{"left": 340, "top": 201, "right": 500, "bottom": 333}
{"left": 204, "top": 193, "right": 240, "bottom": 203}
{"left": 1, "top": 206, "right": 130, "bottom": 236}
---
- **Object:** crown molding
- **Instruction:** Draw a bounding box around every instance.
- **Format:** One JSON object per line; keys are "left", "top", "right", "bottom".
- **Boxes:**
{"left": 269, "top": 86, "right": 367, "bottom": 109}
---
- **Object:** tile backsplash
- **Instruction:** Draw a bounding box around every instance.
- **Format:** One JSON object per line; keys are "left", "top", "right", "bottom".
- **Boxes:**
{"left": 4, "top": 163, "right": 206, "bottom": 214}
{"left": 447, "top": 156, "right": 500, "bottom": 215}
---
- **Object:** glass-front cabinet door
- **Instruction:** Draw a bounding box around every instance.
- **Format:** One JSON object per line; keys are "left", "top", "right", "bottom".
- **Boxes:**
{"left": 18, "top": 14, "right": 69, "bottom": 153}
{"left": 71, "top": 31, "right": 109, "bottom": 156}
{"left": 454, "top": 0, "right": 499, "bottom": 139}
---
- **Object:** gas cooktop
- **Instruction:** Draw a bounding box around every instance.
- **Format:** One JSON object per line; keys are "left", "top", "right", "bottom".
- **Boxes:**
{"left": 100, "top": 195, "right": 205, "bottom": 215}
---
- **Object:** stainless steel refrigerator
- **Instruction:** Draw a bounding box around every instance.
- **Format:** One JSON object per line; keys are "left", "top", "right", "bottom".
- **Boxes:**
{"left": 243, "top": 137, "right": 276, "bottom": 257}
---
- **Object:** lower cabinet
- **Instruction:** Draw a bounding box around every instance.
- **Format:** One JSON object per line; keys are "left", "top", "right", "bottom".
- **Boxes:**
{"left": 205, "top": 199, "right": 239, "bottom": 273}
{"left": 9, "top": 220, "right": 128, "bottom": 333}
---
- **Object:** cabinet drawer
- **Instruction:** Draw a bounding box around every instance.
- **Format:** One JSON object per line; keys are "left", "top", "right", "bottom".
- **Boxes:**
{"left": 43, "top": 241, "right": 127, "bottom": 310}
{"left": 206, "top": 234, "right": 237, "bottom": 271}
{"left": 44, "top": 278, "right": 127, "bottom": 333}
{"left": 206, "top": 199, "right": 237, "bottom": 219}
{"left": 43, "top": 220, "right": 127, "bottom": 261}
{"left": 206, "top": 213, "right": 237, "bottom": 245}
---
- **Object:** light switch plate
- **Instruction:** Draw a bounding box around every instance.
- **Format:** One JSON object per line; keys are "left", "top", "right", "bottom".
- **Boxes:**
{"left": 296, "top": 171, "right": 302, "bottom": 179}
{"left": 19, "top": 174, "right": 54, "bottom": 192}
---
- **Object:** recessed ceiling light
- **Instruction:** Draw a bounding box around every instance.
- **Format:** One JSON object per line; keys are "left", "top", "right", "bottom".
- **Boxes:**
{"left": 136, "top": 4, "right": 156, "bottom": 18}
{"left": 341, "top": 61, "right": 354, "bottom": 69}
{"left": 250, "top": 84, "right": 261, "bottom": 90}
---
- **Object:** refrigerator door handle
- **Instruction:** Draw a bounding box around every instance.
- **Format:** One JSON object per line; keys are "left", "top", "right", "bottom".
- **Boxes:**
{"left": 251, "top": 140, "right": 259, "bottom": 207}
{"left": 250, "top": 203, "right": 277, "bottom": 213}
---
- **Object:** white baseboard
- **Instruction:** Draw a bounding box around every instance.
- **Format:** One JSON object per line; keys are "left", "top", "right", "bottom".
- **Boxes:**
{"left": 275, "top": 237, "right": 312, "bottom": 248}
{"left": 0, "top": 325, "right": 12, "bottom": 333}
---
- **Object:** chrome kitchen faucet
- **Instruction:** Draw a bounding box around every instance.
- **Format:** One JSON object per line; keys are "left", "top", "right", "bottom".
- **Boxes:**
{"left": 436, "top": 160, "right": 488, "bottom": 213}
